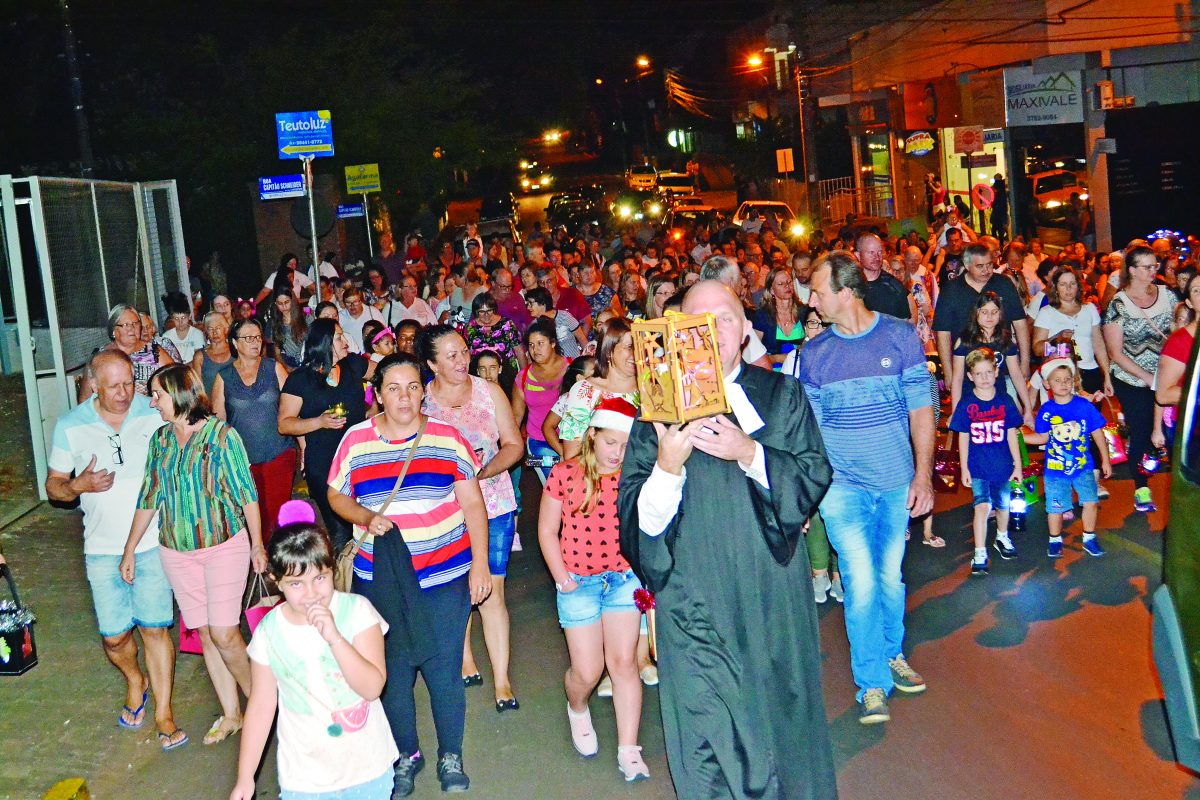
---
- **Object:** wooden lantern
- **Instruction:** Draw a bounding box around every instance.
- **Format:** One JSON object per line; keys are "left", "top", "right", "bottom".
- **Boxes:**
{"left": 632, "top": 312, "right": 730, "bottom": 424}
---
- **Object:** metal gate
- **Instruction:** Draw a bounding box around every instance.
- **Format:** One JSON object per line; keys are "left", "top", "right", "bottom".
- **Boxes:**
{"left": 0, "top": 175, "right": 188, "bottom": 499}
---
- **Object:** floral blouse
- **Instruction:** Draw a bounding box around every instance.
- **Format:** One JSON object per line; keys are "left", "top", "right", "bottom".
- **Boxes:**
{"left": 582, "top": 285, "right": 616, "bottom": 321}
{"left": 1102, "top": 288, "right": 1174, "bottom": 387}
{"left": 556, "top": 379, "right": 639, "bottom": 442}
{"left": 462, "top": 318, "right": 522, "bottom": 372}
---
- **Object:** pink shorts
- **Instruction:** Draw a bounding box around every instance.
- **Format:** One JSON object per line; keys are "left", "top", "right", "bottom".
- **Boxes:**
{"left": 158, "top": 532, "right": 249, "bottom": 629}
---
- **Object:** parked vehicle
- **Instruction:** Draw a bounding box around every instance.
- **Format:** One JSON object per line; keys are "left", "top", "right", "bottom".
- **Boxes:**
{"left": 625, "top": 164, "right": 657, "bottom": 190}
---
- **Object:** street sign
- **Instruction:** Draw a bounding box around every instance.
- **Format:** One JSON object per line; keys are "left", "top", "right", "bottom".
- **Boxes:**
{"left": 971, "top": 183, "right": 995, "bottom": 210}
{"left": 275, "top": 110, "right": 334, "bottom": 159}
{"left": 775, "top": 148, "right": 795, "bottom": 174}
{"left": 337, "top": 203, "right": 365, "bottom": 219}
{"left": 953, "top": 126, "right": 984, "bottom": 154}
{"left": 345, "top": 163, "right": 381, "bottom": 194}
{"left": 258, "top": 174, "right": 306, "bottom": 201}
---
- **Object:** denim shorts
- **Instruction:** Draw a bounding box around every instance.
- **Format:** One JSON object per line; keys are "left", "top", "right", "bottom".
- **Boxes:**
{"left": 84, "top": 549, "right": 174, "bottom": 638}
{"left": 556, "top": 569, "right": 642, "bottom": 629}
{"left": 488, "top": 511, "right": 516, "bottom": 577}
{"left": 1045, "top": 472, "right": 1099, "bottom": 514}
{"left": 279, "top": 769, "right": 392, "bottom": 800}
{"left": 971, "top": 477, "right": 1011, "bottom": 511}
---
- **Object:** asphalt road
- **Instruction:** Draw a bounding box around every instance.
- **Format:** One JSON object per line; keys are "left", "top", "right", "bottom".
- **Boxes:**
{"left": 0, "top": 464, "right": 1195, "bottom": 800}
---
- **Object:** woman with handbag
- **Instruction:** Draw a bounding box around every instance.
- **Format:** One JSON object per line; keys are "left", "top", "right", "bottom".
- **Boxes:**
{"left": 1103, "top": 245, "right": 1176, "bottom": 513}
{"left": 120, "top": 363, "right": 265, "bottom": 749}
{"left": 420, "top": 326, "right": 524, "bottom": 712}
{"left": 326, "top": 352, "right": 492, "bottom": 797}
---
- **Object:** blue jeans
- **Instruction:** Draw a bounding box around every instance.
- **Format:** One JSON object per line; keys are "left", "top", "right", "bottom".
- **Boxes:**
{"left": 820, "top": 483, "right": 911, "bottom": 701}
{"left": 526, "top": 438, "right": 559, "bottom": 486}
{"left": 487, "top": 511, "right": 516, "bottom": 576}
{"left": 84, "top": 549, "right": 175, "bottom": 637}
{"left": 555, "top": 569, "right": 642, "bottom": 628}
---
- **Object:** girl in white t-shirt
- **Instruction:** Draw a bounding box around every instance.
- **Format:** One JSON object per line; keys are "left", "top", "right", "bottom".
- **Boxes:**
{"left": 230, "top": 510, "right": 397, "bottom": 800}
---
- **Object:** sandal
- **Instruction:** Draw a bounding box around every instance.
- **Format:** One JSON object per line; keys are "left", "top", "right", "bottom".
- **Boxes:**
{"left": 202, "top": 715, "right": 242, "bottom": 745}
{"left": 157, "top": 728, "right": 189, "bottom": 752}
{"left": 117, "top": 689, "right": 148, "bottom": 730}
{"left": 922, "top": 536, "right": 946, "bottom": 548}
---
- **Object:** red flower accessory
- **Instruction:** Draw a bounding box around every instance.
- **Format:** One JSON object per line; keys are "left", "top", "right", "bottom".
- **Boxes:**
{"left": 633, "top": 588, "right": 655, "bottom": 612}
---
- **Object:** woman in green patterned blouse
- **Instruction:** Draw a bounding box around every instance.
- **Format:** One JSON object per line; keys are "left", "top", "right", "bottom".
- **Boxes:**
{"left": 120, "top": 364, "right": 265, "bottom": 748}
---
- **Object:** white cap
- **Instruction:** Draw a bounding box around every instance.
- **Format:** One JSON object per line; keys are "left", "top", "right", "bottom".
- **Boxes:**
{"left": 1039, "top": 357, "right": 1076, "bottom": 381}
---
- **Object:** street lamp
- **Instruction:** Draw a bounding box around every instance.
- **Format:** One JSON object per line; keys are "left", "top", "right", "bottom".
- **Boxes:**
{"left": 747, "top": 53, "right": 764, "bottom": 69}
{"left": 636, "top": 55, "right": 650, "bottom": 69}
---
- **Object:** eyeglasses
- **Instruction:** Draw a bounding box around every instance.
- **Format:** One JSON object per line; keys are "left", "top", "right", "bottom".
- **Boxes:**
{"left": 107, "top": 434, "right": 124, "bottom": 466}
{"left": 495, "top": 282, "right": 513, "bottom": 289}
{"left": 804, "top": 320, "right": 828, "bottom": 330}
{"left": 236, "top": 334, "right": 263, "bottom": 342}
{"left": 476, "top": 307, "right": 497, "bottom": 315}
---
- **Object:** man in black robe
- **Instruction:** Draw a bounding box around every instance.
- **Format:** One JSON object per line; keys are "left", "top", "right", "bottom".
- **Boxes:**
{"left": 618, "top": 281, "right": 838, "bottom": 800}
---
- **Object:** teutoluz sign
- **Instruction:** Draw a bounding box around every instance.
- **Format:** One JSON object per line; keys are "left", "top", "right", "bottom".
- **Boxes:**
{"left": 1003, "top": 68, "right": 1083, "bottom": 127}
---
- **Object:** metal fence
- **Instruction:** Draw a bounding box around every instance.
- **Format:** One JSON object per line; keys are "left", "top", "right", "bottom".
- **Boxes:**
{"left": 0, "top": 175, "right": 188, "bottom": 498}
{"left": 817, "top": 176, "right": 894, "bottom": 224}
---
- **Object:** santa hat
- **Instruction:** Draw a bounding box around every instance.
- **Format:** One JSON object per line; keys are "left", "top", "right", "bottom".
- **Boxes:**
{"left": 1039, "top": 357, "right": 1076, "bottom": 381}
{"left": 590, "top": 396, "right": 637, "bottom": 434}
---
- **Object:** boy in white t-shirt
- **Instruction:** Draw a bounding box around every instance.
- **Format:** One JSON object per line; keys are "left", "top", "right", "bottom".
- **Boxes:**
{"left": 231, "top": 515, "right": 397, "bottom": 800}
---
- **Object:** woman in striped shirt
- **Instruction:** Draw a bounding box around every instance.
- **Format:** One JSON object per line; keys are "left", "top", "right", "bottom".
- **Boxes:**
{"left": 326, "top": 353, "right": 492, "bottom": 795}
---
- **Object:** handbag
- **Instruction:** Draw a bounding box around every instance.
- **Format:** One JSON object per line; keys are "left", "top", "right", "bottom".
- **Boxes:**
{"left": 178, "top": 615, "right": 204, "bottom": 655}
{"left": 1101, "top": 397, "right": 1129, "bottom": 465}
{"left": 0, "top": 563, "right": 37, "bottom": 675}
{"left": 334, "top": 416, "right": 426, "bottom": 592}
{"left": 243, "top": 573, "right": 280, "bottom": 635}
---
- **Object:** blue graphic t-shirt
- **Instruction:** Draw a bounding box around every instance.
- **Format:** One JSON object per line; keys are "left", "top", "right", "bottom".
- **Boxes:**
{"left": 948, "top": 386, "right": 1021, "bottom": 481}
{"left": 1035, "top": 395, "right": 1107, "bottom": 478}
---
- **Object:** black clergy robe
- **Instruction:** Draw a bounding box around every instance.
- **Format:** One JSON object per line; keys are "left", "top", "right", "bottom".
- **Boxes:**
{"left": 618, "top": 365, "right": 838, "bottom": 800}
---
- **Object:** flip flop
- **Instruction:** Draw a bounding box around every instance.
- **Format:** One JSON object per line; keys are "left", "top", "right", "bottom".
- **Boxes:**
{"left": 922, "top": 536, "right": 946, "bottom": 548}
{"left": 117, "top": 690, "right": 148, "bottom": 730}
{"left": 202, "top": 715, "right": 243, "bottom": 745}
{"left": 157, "top": 728, "right": 189, "bottom": 752}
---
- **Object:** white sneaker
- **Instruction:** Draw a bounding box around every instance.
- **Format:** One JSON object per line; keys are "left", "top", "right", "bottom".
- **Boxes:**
{"left": 617, "top": 745, "right": 650, "bottom": 782}
{"left": 596, "top": 674, "right": 613, "bottom": 698}
{"left": 511, "top": 532, "right": 523, "bottom": 551}
{"left": 813, "top": 573, "right": 832, "bottom": 604}
{"left": 829, "top": 575, "right": 844, "bottom": 603}
{"left": 640, "top": 664, "right": 659, "bottom": 686}
{"left": 567, "top": 704, "right": 598, "bottom": 758}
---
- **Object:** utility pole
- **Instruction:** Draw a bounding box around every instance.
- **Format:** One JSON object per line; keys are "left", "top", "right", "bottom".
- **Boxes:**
{"left": 59, "top": 0, "right": 95, "bottom": 178}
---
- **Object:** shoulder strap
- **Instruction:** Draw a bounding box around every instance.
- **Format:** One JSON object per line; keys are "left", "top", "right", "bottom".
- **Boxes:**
{"left": 355, "top": 415, "right": 427, "bottom": 544}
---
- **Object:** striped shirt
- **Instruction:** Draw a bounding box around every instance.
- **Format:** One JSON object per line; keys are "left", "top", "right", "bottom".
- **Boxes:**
{"left": 137, "top": 416, "right": 258, "bottom": 551}
{"left": 328, "top": 416, "right": 479, "bottom": 589}
{"left": 797, "top": 312, "right": 931, "bottom": 492}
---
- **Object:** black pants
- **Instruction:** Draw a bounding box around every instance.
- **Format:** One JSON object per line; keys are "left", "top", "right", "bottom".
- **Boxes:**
{"left": 1080, "top": 368, "right": 1106, "bottom": 467}
{"left": 305, "top": 462, "right": 350, "bottom": 552}
{"left": 1112, "top": 377, "right": 1155, "bottom": 489}
{"left": 362, "top": 576, "right": 470, "bottom": 758}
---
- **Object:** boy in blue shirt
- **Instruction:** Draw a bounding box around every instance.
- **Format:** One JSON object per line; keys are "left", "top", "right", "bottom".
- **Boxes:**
{"left": 949, "top": 348, "right": 1023, "bottom": 576}
{"left": 1023, "top": 358, "right": 1112, "bottom": 558}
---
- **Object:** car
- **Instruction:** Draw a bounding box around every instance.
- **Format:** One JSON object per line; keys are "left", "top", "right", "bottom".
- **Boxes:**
{"left": 610, "top": 189, "right": 660, "bottom": 222}
{"left": 479, "top": 193, "right": 519, "bottom": 227}
{"left": 1154, "top": 333, "right": 1200, "bottom": 773}
{"left": 663, "top": 206, "right": 718, "bottom": 242}
{"left": 732, "top": 201, "right": 806, "bottom": 239}
{"left": 670, "top": 195, "right": 707, "bottom": 209}
{"left": 625, "top": 164, "right": 657, "bottom": 190}
{"left": 476, "top": 217, "right": 522, "bottom": 247}
{"left": 548, "top": 199, "right": 601, "bottom": 231}
{"left": 1029, "top": 169, "right": 1088, "bottom": 223}
{"left": 655, "top": 172, "right": 693, "bottom": 197}
{"left": 520, "top": 167, "right": 554, "bottom": 193}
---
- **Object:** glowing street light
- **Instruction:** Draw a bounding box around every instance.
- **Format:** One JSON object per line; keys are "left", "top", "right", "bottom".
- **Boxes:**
{"left": 543, "top": 130, "right": 562, "bottom": 143}
{"left": 747, "top": 53, "right": 764, "bottom": 68}
{"left": 636, "top": 55, "right": 651, "bottom": 69}
{"left": 595, "top": 77, "right": 604, "bottom": 85}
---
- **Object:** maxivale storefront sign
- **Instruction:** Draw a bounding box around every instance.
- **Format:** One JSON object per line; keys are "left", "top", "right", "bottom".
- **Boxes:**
{"left": 1003, "top": 68, "right": 1083, "bottom": 126}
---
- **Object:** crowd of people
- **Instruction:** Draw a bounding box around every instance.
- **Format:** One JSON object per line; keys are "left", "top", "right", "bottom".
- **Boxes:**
{"left": 40, "top": 196, "right": 1188, "bottom": 799}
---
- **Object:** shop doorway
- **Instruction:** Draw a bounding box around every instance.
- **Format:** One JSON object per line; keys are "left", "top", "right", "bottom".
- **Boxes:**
{"left": 939, "top": 127, "right": 1007, "bottom": 236}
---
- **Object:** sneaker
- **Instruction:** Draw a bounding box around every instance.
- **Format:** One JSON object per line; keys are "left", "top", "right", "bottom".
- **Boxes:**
{"left": 813, "top": 573, "right": 832, "bottom": 604}
{"left": 596, "top": 674, "right": 613, "bottom": 698}
{"left": 1047, "top": 539, "right": 1064, "bottom": 559}
{"left": 888, "top": 655, "right": 927, "bottom": 694}
{"left": 640, "top": 664, "right": 659, "bottom": 686}
{"left": 511, "top": 532, "right": 523, "bottom": 552}
{"left": 1082, "top": 537, "right": 1105, "bottom": 557}
{"left": 994, "top": 537, "right": 1017, "bottom": 560}
{"left": 971, "top": 555, "right": 989, "bottom": 576}
{"left": 436, "top": 753, "right": 470, "bottom": 793}
{"left": 1134, "top": 486, "right": 1157, "bottom": 513}
{"left": 858, "top": 688, "right": 890, "bottom": 724}
{"left": 567, "top": 704, "right": 599, "bottom": 757}
{"left": 617, "top": 745, "right": 651, "bottom": 782}
{"left": 829, "top": 575, "right": 844, "bottom": 603}
{"left": 392, "top": 752, "right": 425, "bottom": 798}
